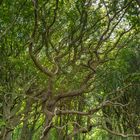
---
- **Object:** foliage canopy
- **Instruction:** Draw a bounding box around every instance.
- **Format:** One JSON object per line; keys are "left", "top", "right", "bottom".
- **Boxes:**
{"left": 0, "top": 0, "right": 140, "bottom": 140}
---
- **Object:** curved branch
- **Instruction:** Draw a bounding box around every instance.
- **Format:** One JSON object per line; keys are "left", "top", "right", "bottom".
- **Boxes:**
{"left": 54, "top": 72, "right": 94, "bottom": 102}
{"left": 29, "top": 0, "right": 54, "bottom": 77}
{"left": 103, "top": 126, "right": 140, "bottom": 138}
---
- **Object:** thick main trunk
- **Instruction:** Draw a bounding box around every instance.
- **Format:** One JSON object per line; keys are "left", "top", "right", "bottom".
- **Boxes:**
{"left": 40, "top": 115, "right": 53, "bottom": 140}
{"left": 40, "top": 105, "right": 54, "bottom": 140}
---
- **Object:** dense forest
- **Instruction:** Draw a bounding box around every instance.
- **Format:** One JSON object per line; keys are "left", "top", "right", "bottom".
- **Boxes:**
{"left": 0, "top": 0, "right": 140, "bottom": 140}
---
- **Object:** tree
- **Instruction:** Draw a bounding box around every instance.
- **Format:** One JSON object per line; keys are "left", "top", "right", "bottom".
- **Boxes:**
{"left": 0, "top": 0, "right": 140, "bottom": 140}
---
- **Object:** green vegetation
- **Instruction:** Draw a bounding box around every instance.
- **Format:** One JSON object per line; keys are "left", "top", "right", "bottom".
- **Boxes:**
{"left": 0, "top": 0, "right": 140, "bottom": 140}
